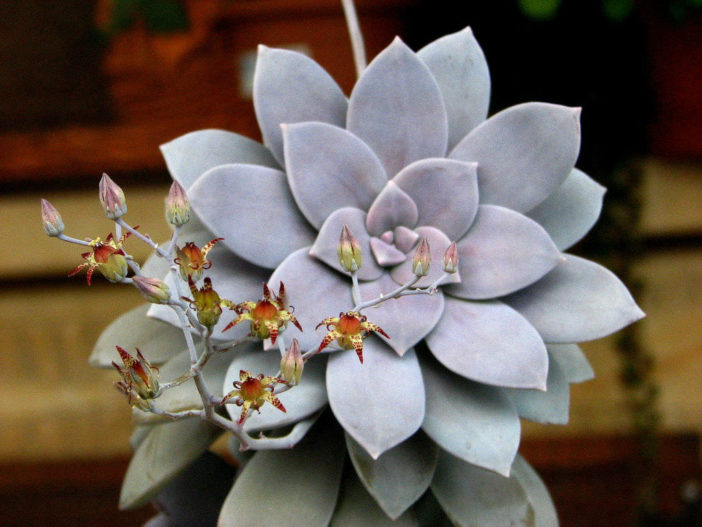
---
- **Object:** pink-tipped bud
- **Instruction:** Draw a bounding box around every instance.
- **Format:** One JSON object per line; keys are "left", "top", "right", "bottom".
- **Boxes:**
{"left": 337, "top": 224, "right": 362, "bottom": 272}
{"left": 443, "top": 242, "right": 458, "bottom": 274}
{"left": 166, "top": 181, "right": 191, "bottom": 226}
{"left": 412, "top": 237, "right": 431, "bottom": 277}
{"left": 280, "top": 338, "right": 304, "bottom": 385}
{"left": 40, "top": 199, "right": 64, "bottom": 237}
{"left": 132, "top": 275, "right": 171, "bottom": 304}
{"left": 99, "top": 173, "right": 127, "bottom": 219}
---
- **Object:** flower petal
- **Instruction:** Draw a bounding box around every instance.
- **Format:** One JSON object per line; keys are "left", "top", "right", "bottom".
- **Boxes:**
{"left": 269, "top": 248, "right": 353, "bottom": 352}
{"left": 348, "top": 37, "right": 448, "bottom": 177}
{"left": 390, "top": 226, "right": 460, "bottom": 288}
{"left": 366, "top": 181, "right": 419, "bottom": 236}
{"left": 393, "top": 158, "right": 479, "bottom": 240}
{"left": 450, "top": 102, "right": 581, "bottom": 212}
{"left": 331, "top": 468, "right": 422, "bottom": 526}
{"left": 417, "top": 27, "right": 491, "bottom": 150}
{"left": 253, "top": 46, "right": 347, "bottom": 165}
{"left": 527, "top": 168, "right": 606, "bottom": 250}
{"left": 346, "top": 432, "right": 437, "bottom": 520}
{"left": 445, "top": 205, "right": 562, "bottom": 299}
{"left": 421, "top": 354, "right": 520, "bottom": 476}
{"left": 548, "top": 343, "right": 594, "bottom": 383}
{"left": 160, "top": 129, "right": 279, "bottom": 190}
{"left": 327, "top": 342, "right": 425, "bottom": 459}
{"left": 431, "top": 450, "right": 532, "bottom": 526}
{"left": 425, "top": 296, "right": 548, "bottom": 389}
{"left": 358, "top": 272, "right": 444, "bottom": 356}
{"left": 504, "top": 254, "right": 645, "bottom": 342}
{"left": 502, "top": 350, "right": 569, "bottom": 424}
{"left": 218, "top": 414, "right": 345, "bottom": 527}
{"left": 188, "top": 164, "right": 316, "bottom": 268}
{"left": 310, "top": 207, "right": 384, "bottom": 281}
{"left": 283, "top": 122, "right": 387, "bottom": 229}
{"left": 222, "top": 348, "right": 328, "bottom": 433}
{"left": 511, "top": 455, "right": 559, "bottom": 527}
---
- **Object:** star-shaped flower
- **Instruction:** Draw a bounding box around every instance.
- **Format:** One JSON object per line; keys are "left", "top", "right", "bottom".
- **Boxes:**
{"left": 222, "top": 370, "right": 286, "bottom": 425}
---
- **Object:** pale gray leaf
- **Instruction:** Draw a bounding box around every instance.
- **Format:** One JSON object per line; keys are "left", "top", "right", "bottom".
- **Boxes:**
{"left": 348, "top": 37, "right": 448, "bottom": 177}
{"left": 450, "top": 102, "right": 581, "bottom": 213}
{"left": 390, "top": 225, "right": 460, "bottom": 288}
{"left": 366, "top": 181, "right": 419, "bottom": 236}
{"left": 548, "top": 343, "right": 594, "bottom": 383}
{"left": 327, "top": 342, "right": 424, "bottom": 459}
{"left": 370, "top": 237, "right": 407, "bottom": 266}
{"left": 512, "top": 455, "right": 559, "bottom": 527}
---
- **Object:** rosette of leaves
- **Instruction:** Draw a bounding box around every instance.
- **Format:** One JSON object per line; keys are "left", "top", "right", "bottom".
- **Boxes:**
{"left": 92, "top": 28, "right": 644, "bottom": 525}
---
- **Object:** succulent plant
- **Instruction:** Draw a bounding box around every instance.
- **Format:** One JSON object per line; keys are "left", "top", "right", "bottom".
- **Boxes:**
{"left": 84, "top": 26, "right": 643, "bottom": 527}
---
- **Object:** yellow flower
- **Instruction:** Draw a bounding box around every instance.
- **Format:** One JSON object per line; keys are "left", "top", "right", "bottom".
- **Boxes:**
{"left": 222, "top": 370, "right": 286, "bottom": 425}
{"left": 316, "top": 311, "right": 389, "bottom": 364}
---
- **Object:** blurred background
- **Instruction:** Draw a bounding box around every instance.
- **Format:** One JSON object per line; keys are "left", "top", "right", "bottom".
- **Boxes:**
{"left": 0, "top": 0, "right": 700, "bottom": 525}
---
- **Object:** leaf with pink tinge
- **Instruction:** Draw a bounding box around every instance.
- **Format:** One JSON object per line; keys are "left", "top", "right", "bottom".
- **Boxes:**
{"left": 390, "top": 226, "right": 460, "bottom": 288}
{"left": 421, "top": 354, "right": 520, "bottom": 476}
{"left": 370, "top": 237, "right": 406, "bottom": 266}
{"left": 418, "top": 26, "right": 491, "bottom": 151}
{"left": 348, "top": 38, "right": 448, "bottom": 177}
{"left": 188, "top": 164, "right": 316, "bottom": 269}
{"left": 268, "top": 248, "right": 353, "bottom": 351}
{"left": 393, "top": 158, "right": 479, "bottom": 240}
{"left": 502, "top": 351, "right": 569, "bottom": 424}
{"left": 446, "top": 205, "right": 562, "bottom": 299}
{"left": 366, "top": 181, "right": 419, "bottom": 236}
{"left": 253, "top": 46, "right": 347, "bottom": 165}
{"left": 283, "top": 122, "right": 387, "bottom": 229}
{"left": 223, "top": 348, "right": 328, "bottom": 433}
{"left": 327, "top": 342, "right": 425, "bottom": 459}
{"left": 527, "top": 168, "right": 606, "bottom": 250}
{"left": 504, "top": 254, "right": 645, "bottom": 343}
{"left": 160, "top": 129, "right": 279, "bottom": 190}
{"left": 450, "top": 102, "right": 581, "bottom": 213}
{"left": 358, "top": 273, "right": 444, "bottom": 356}
{"left": 548, "top": 343, "right": 594, "bottom": 383}
{"left": 394, "top": 225, "right": 419, "bottom": 253}
{"left": 425, "top": 296, "right": 548, "bottom": 389}
{"left": 310, "top": 207, "right": 383, "bottom": 281}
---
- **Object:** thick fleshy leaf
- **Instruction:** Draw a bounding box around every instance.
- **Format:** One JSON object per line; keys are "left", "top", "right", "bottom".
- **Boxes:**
{"left": 90, "top": 304, "right": 186, "bottom": 368}
{"left": 327, "top": 342, "right": 425, "bottom": 459}
{"left": 421, "top": 354, "right": 520, "bottom": 476}
{"left": 331, "top": 468, "right": 421, "bottom": 526}
{"left": 346, "top": 432, "right": 437, "bottom": 520}
{"left": 153, "top": 451, "right": 235, "bottom": 527}
{"left": 283, "top": 122, "right": 387, "bottom": 229}
{"left": 393, "top": 158, "right": 479, "bottom": 240}
{"left": 370, "top": 237, "right": 407, "bottom": 266}
{"left": 253, "top": 46, "right": 347, "bottom": 165}
{"left": 218, "top": 415, "right": 345, "bottom": 527}
{"left": 188, "top": 164, "right": 316, "bottom": 268}
{"left": 450, "top": 102, "right": 581, "bottom": 212}
{"left": 417, "top": 27, "right": 491, "bottom": 150}
{"left": 390, "top": 226, "right": 460, "bottom": 289}
{"left": 512, "top": 455, "right": 559, "bottom": 527}
{"left": 527, "top": 168, "right": 606, "bottom": 250}
{"left": 141, "top": 249, "right": 173, "bottom": 280}
{"left": 426, "top": 296, "right": 548, "bottom": 389}
{"left": 431, "top": 450, "right": 533, "bottom": 526}
{"left": 504, "top": 254, "right": 645, "bottom": 343}
{"left": 347, "top": 38, "right": 448, "bottom": 177}
{"left": 502, "top": 351, "right": 569, "bottom": 424}
{"left": 160, "top": 129, "right": 279, "bottom": 190}
{"left": 119, "top": 418, "right": 222, "bottom": 509}
{"left": 148, "top": 240, "right": 269, "bottom": 342}
{"left": 143, "top": 514, "right": 176, "bottom": 527}
{"left": 445, "top": 205, "right": 562, "bottom": 299}
{"left": 394, "top": 225, "right": 419, "bottom": 253}
{"left": 548, "top": 343, "right": 594, "bottom": 383}
{"left": 310, "top": 207, "right": 383, "bottom": 280}
{"left": 269, "top": 248, "right": 352, "bottom": 351}
{"left": 222, "top": 348, "right": 327, "bottom": 433}
{"left": 358, "top": 273, "right": 444, "bottom": 356}
{"left": 366, "top": 181, "right": 419, "bottom": 236}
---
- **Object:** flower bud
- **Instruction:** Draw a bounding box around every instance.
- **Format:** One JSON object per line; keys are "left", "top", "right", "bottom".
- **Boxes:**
{"left": 412, "top": 237, "right": 431, "bottom": 277}
{"left": 187, "top": 277, "right": 224, "bottom": 329}
{"left": 99, "top": 173, "right": 127, "bottom": 219}
{"left": 280, "top": 338, "right": 304, "bottom": 385}
{"left": 337, "top": 224, "right": 362, "bottom": 272}
{"left": 40, "top": 199, "right": 64, "bottom": 237}
{"left": 132, "top": 276, "right": 171, "bottom": 304}
{"left": 166, "top": 181, "right": 191, "bottom": 226}
{"left": 443, "top": 242, "right": 458, "bottom": 274}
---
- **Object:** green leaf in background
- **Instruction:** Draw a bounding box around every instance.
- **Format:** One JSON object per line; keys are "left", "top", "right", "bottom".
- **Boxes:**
{"left": 518, "top": 0, "right": 562, "bottom": 20}
{"left": 142, "top": 0, "right": 189, "bottom": 33}
{"left": 602, "top": 0, "right": 634, "bottom": 21}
